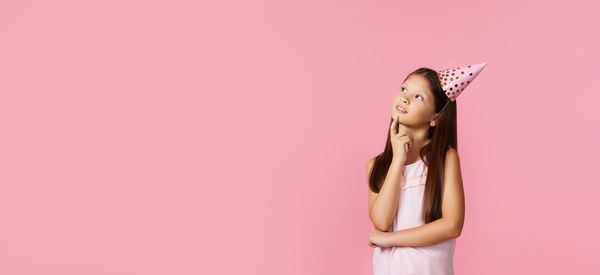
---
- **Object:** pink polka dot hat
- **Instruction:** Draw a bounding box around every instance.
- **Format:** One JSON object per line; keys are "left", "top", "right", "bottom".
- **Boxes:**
{"left": 436, "top": 62, "right": 487, "bottom": 113}
{"left": 436, "top": 61, "right": 488, "bottom": 102}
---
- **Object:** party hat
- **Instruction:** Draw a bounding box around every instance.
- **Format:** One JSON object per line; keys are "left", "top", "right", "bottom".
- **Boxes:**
{"left": 436, "top": 61, "right": 487, "bottom": 102}
{"left": 434, "top": 61, "right": 487, "bottom": 114}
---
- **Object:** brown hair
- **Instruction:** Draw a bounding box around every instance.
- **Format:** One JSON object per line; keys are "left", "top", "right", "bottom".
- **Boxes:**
{"left": 368, "top": 67, "right": 457, "bottom": 224}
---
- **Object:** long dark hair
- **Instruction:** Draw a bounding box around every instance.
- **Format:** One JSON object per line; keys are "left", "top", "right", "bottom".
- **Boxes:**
{"left": 368, "top": 67, "right": 457, "bottom": 224}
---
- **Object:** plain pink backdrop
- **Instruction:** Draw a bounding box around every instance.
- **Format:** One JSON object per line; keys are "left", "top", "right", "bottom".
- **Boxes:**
{"left": 1, "top": 0, "right": 599, "bottom": 274}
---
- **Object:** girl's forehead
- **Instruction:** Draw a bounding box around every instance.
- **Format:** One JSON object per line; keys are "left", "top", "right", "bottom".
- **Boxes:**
{"left": 403, "top": 75, "right": 429, "bottom": 94}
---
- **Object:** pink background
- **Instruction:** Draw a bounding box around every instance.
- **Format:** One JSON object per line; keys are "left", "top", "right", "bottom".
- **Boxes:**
{"left": 1, "top": 0, "right": 599, "bottom": 274}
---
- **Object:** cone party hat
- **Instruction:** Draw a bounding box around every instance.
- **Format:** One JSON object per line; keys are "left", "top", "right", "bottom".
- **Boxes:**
{"left": 436, "top": 61, "right": 487, "bottom": 102}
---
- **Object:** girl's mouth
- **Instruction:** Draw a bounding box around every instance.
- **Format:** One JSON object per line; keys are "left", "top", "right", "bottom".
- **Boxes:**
{"left": 396, "top": 105, "right": 407, "bottom": 113}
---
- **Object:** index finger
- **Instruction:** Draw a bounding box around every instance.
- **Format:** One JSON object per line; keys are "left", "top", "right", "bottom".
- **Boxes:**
{"left": 390, "top": 116, "right": 398, "bottom": 135}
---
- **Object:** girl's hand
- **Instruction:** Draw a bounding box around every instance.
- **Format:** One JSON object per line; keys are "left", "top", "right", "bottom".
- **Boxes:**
{"left": 390, "top": 116, "right": 414, "bottom": 164}
{"left": 369, "top": 227, "right": 391, "bottom": 248}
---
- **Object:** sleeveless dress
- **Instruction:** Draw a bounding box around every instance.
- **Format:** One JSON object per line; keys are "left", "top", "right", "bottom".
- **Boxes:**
{"left": 372, "top": 158, "right": 456, "bottom": 275}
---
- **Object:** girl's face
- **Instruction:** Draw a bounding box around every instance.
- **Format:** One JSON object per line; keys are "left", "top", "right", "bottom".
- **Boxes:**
{"left": 392, "top": 74, "right": 439, "bottom": 127}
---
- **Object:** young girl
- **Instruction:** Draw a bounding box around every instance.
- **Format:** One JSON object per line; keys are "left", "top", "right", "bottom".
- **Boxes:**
{"left": 366, "top": 62, "right": 487, "bottom": 274}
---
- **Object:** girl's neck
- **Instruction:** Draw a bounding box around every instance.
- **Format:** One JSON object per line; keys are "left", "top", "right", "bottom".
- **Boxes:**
{"left": 405, "top": 138, "right": 430, "bottom": 165}
{"left": 403, "top": 126, "right": 431, "bottom": 165}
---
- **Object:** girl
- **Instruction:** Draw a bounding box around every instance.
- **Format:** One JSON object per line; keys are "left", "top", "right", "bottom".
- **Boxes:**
{"left": 366, "top": 62, "right": 487, "bottom": 274}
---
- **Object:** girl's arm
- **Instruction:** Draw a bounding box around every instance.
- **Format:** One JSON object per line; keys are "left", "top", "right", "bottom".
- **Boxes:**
{"left": 368, "top": 157, "right": 405, "bottom": 232}
{"left": 384, "top": 147, "right": 465, "bottom": 247}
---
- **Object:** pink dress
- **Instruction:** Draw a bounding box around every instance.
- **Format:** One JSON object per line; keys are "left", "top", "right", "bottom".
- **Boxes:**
{"left": 372, "top": 158, "right": 456, "bottom": 275}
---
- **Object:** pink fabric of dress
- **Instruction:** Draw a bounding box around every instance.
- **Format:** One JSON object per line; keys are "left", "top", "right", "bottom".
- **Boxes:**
{"left": 372, "top": 158, "right": 456, "bottom": 275}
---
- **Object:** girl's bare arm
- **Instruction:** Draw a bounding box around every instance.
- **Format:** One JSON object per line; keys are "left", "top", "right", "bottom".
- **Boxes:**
{"left": 367, "top": 157, "right": 405, "bottom": 232}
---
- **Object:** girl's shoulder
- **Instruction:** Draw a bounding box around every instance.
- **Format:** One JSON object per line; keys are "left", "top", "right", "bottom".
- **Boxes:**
{"left": 445, "top": 145, "right": 458, "bottom": 156}
{"left": 445, "top": 146, "right": 460, "bottom": 167}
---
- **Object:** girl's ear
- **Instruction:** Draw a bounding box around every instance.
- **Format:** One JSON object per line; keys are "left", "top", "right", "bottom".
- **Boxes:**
{"left": 429, "top": 114, "right": 440, "bottom": 127}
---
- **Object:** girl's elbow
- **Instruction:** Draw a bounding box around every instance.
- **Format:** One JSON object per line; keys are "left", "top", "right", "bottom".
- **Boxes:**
{"left": 369, "top": 211, "right": 393, "bottom": 232}
{"left": 372, "top": 219, "right": 392, "bottom": 232}
{"left": 451, "top": 225, "right": 462, "bottom": 238}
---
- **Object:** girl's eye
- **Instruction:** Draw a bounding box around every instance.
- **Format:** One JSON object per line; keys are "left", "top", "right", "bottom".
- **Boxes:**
{"left": 400, "top": 88, "right": 423, "bottom": 101}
